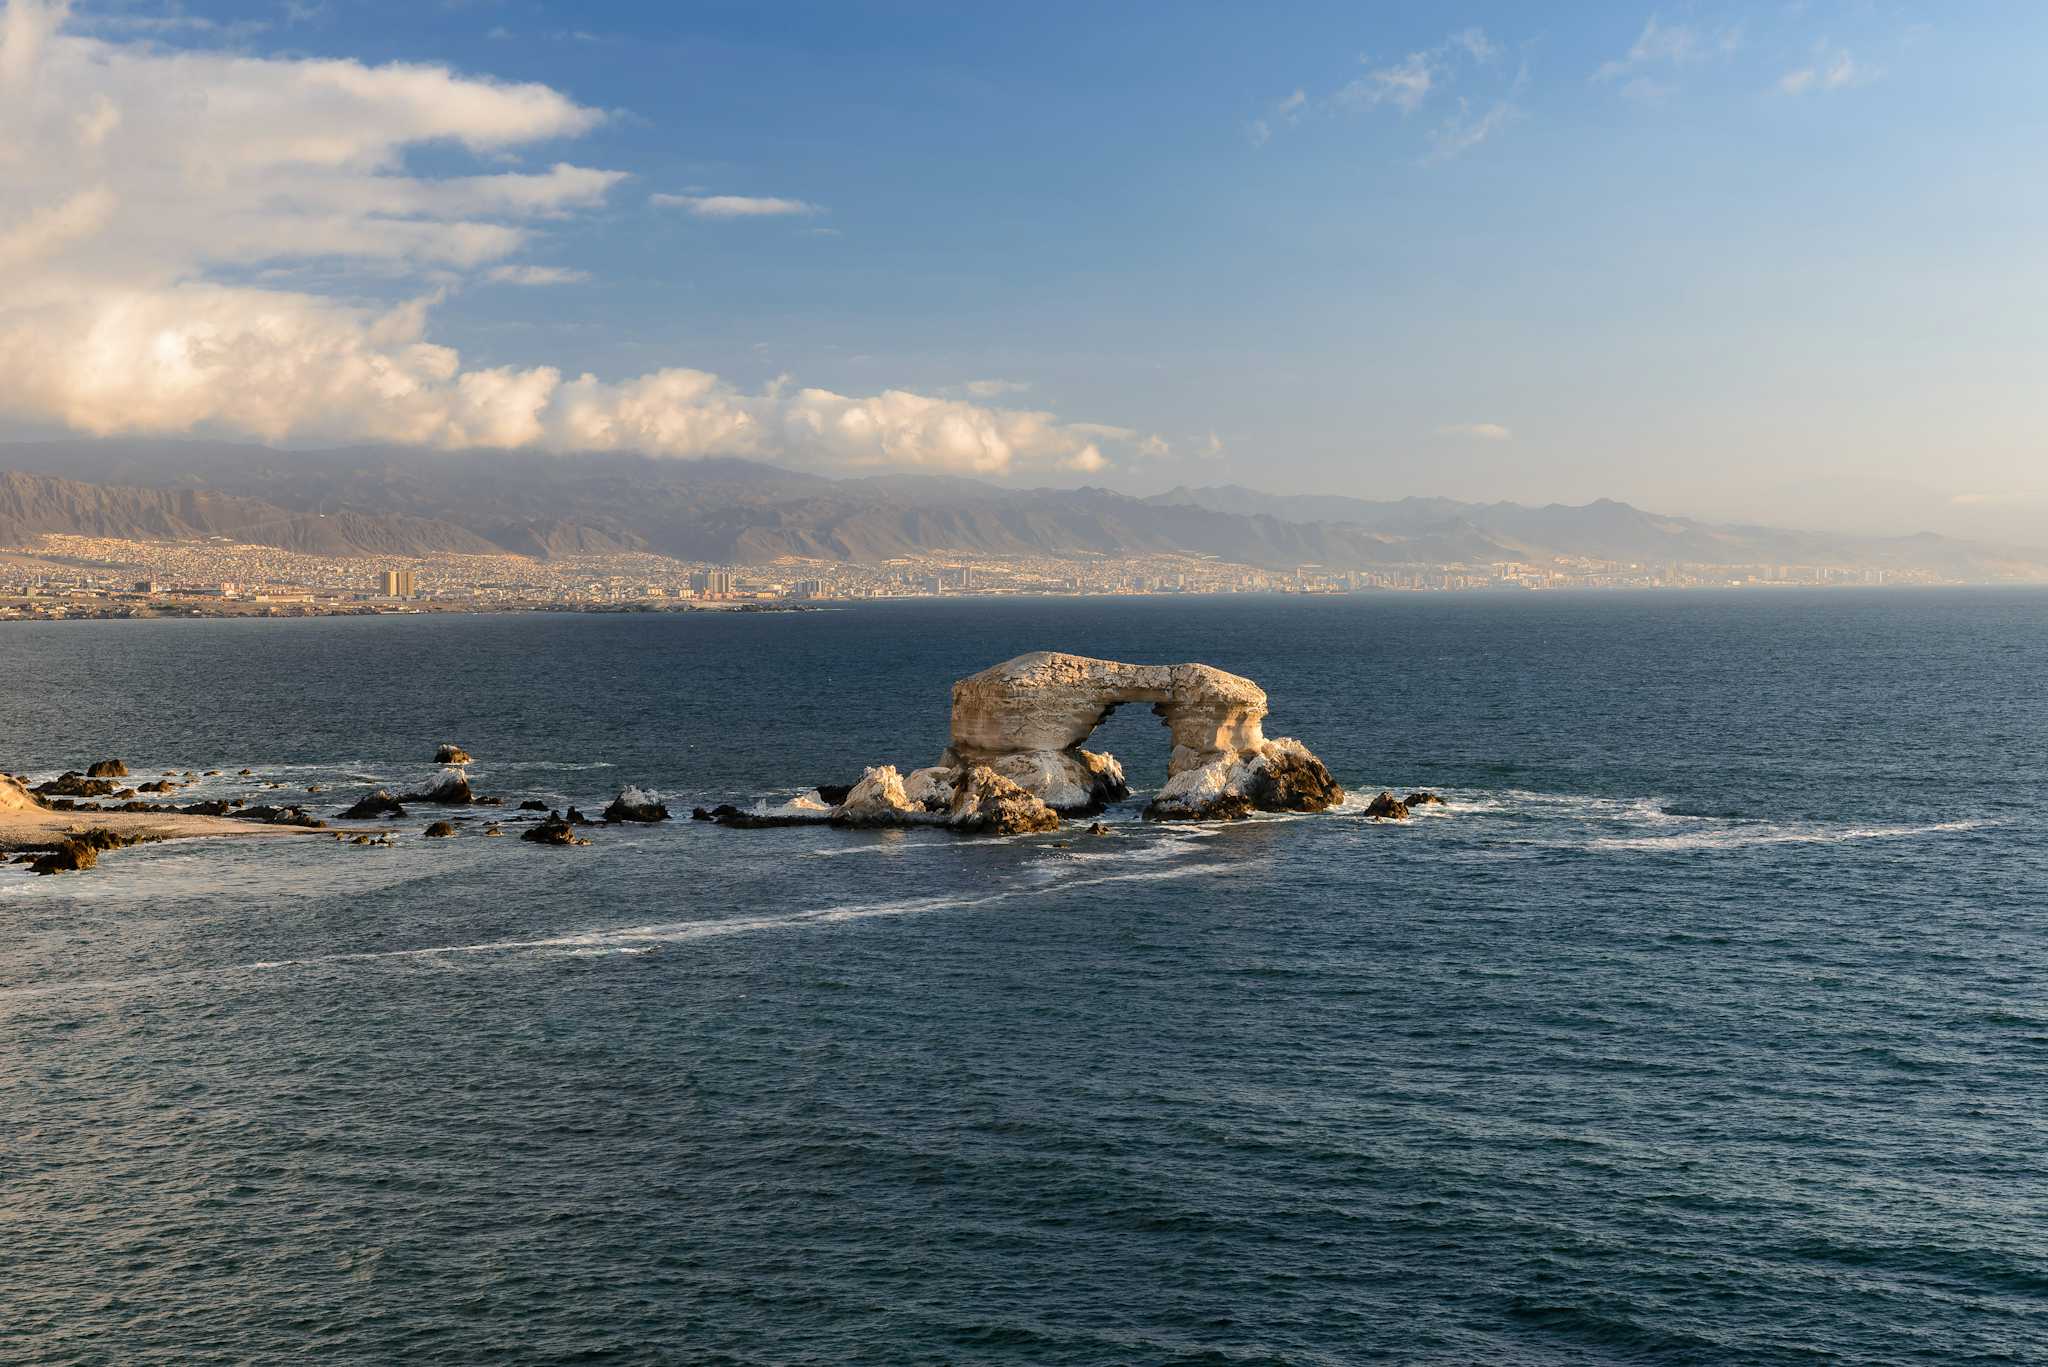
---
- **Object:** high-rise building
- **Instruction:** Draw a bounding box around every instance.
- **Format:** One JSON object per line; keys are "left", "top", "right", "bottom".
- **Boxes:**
{"left": 380, "top": 569, "right": 415, "bottom": 598}
{"left": 689, "top": 568, "right": 736, "bottom": 598}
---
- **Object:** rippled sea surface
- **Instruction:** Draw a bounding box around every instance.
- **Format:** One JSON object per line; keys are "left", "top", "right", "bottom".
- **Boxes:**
{"left": 5, "top": 592, "right": 2047, "bottom": 1365}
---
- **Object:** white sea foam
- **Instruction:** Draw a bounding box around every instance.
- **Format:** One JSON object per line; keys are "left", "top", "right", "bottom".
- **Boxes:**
{"left": 1591, "top": 818, "right": 1993, "bottom": 853}
{"left": 0, "top": 854, "right": 1236, "bottom": 1004}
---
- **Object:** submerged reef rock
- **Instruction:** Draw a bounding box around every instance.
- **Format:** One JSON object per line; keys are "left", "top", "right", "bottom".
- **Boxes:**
{"left": 424, "top": 820, "right": 457, "bottom": 838}
{"left": 1405, "top": 791, "right": 1445, "bottom": 808}
{"left": 711, "top": 650, "right": 1344, "bottom": 834}
{"left": 434, "top": 744, "right": 474, "bottom": 765}
{"left": 603, "top": 787, "right": 670, "bottom": 823}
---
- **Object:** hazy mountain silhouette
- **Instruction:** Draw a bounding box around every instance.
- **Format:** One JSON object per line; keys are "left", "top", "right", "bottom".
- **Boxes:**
{"left": 0, "top": 440, "right": 2033, "bottom": 576}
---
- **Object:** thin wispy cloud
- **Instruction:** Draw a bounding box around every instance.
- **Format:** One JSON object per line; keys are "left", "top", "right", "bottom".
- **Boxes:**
{"left": 1335, "top": 51, "right": 1436, "bottom": 115}
{"left": 1334, "top": 26, "right": 1500, "bottom": 117}
{"left": 1246, "top": 88, "right": 1305, "bottom": 149}
{"left": 653, "top": 193, "right": 821, "bottom": 219}
{"left": 1425, "top": 58, "right": 1527, "bottom": 163}
{"left": 485, "top": 264, "right": 590, "bottom": 286}
{"left": 1437, "top": 422, "right": 1513, "bottom": 441}
{"left": 964, "top": 379, "right": 1031, "bottom": 398}
{"left": 1779, "top": 48, "right": 1878, "bottom": 95}
{"left": 1258, "top": 27, "right": 1517, "bottom": 161}
{"left": 1594, "top": 14, "right": 1741, "bottom": 87}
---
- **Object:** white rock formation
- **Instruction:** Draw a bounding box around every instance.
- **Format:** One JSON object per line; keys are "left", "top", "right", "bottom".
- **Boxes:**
{"left": 711, "top": 651, "right": 1342, "bottom": 833}
{"left": 941, "top": 652, "right": 1342, "bottom": 820}
{"left": 833, "top": 765, "right": 921, "bottom": 827}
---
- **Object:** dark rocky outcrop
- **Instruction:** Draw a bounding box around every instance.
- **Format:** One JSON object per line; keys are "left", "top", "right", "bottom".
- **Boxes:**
{"left": 33, "top": 773, "right": 119, "bottom": 799}
{"left": 424, "top": 820, "right": 457, "bottom": 838}
{"left": 27, "top": 828, "right": 156, "bottom": 875}
{"left": 520, "top": 811, "right": 590, "bottom": 846}
{"left": 86, "top": 759, "right": 129, "bottom": 778}
{"left": 1363, "top": 791, "right": 1410, "bottom": 821}
{"left": 30, "top": 839, "right": 99, "bottom": 875}
{"left": 435, "top": 744, "right": 474, "bottom": 765}
{"left": 518, "top": 799, "right": 549, "bottom": 811}
{"left": 603, "top": 789, "right": 670, "bottom": 823}
{"left": 1404, "top": 791, "right": 1445, "bottom": 808}
{"left": 699, "top": 802, "right": 816, "bottom": 829}
{"left": 339, "top": 790, "right": 407, "bottom": 820}
{"left": 234, "top": 804, "right": 323, "bottom": 827}
{"left": 135, "top": 779, "right": 177, "bottom": 794}
{"left": 1241, "top": 747, "right": 1346, "bottom": 813}
{"left": 814, "top": 783, "right": 854, "bottom": 807}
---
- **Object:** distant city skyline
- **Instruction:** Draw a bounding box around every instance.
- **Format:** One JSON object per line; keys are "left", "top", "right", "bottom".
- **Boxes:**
{"left": 1, "top": 0, "right": 2041, "bottom": 542}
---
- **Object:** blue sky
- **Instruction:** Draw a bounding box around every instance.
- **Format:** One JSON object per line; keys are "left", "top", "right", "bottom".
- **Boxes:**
{"left": 6, "top": 2, "right": 2044, "bottom": 535}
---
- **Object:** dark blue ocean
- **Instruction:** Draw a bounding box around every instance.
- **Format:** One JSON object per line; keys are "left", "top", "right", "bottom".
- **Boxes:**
{"left": 5, "top": 592, "right": 2046, "bottom": 1365}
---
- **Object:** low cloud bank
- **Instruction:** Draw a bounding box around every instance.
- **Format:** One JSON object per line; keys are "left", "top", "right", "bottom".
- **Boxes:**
{"left": 0, "top": 0, "right": 1152, "bottom": 476}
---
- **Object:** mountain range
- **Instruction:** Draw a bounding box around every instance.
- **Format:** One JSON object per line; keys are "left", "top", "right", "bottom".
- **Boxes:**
{"left": 0, "top": 439, "right": 2039, "bottom": 579}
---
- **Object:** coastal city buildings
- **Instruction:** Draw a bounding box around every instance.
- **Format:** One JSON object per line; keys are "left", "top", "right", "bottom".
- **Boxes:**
{"left": 0, "top": 531, "right": 1977, "bottom": 623}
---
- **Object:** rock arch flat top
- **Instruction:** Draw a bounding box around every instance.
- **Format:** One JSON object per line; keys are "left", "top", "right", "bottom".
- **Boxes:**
{"left": 949, "top": 651, "right": 1269, "bottom": 768}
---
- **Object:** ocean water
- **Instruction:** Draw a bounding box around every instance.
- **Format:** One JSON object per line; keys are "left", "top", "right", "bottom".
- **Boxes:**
{"left": 4, "top": 591, "right": 2046, "bottom": 1365}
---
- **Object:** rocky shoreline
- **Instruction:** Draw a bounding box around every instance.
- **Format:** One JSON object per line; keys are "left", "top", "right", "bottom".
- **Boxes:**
{"left": 9, "top": 661, "right": 1433, "bottom": 875}
{"left": 2, "top": 743, "right": 681, "bottom": 877}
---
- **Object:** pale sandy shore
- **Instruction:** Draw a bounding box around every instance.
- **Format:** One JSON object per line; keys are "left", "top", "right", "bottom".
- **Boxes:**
{"left": 0, "top": 777, "right": 327, "bottom": 854}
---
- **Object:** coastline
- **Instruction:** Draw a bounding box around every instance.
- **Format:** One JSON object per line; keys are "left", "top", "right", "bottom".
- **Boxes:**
{"left": 0, "top": 805, "right": 329, "bottom": 854}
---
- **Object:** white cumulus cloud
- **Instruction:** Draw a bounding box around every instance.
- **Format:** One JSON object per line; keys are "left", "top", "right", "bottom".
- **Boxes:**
{"left": 0, "top": 0, "right": 1158, "bottom": 477}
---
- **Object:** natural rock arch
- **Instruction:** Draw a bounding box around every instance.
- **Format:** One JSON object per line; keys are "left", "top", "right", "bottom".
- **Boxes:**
{"left": 711, "top": 651, "right": 1346, "bottom": 833}
{"left": 921, "top": 652, "right": 1343, "bottom": 820}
